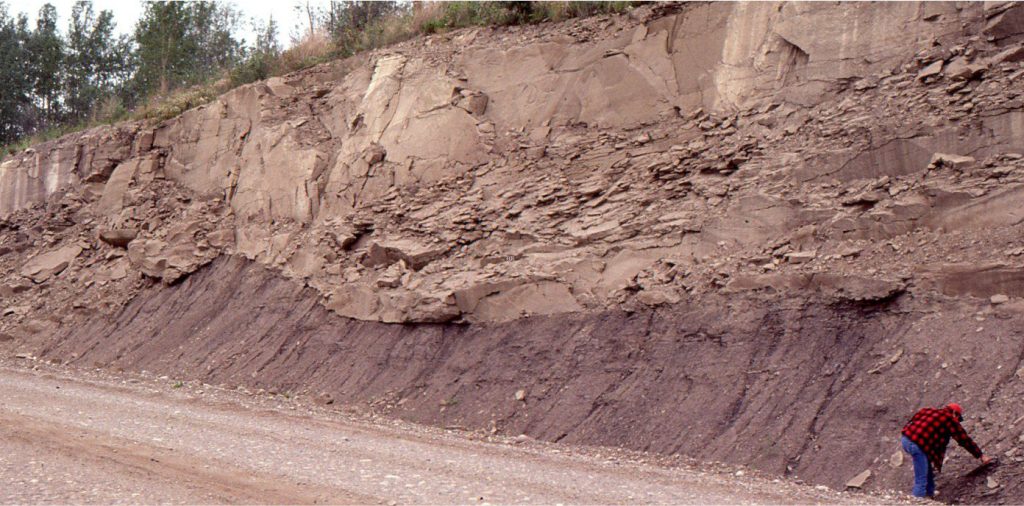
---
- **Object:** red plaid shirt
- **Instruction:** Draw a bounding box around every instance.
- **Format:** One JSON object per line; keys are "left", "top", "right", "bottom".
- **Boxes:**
{"left": 902, "top": 406, "right": 982, "bottom": 471}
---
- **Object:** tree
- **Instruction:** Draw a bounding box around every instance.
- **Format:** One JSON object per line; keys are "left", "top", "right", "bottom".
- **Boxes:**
{"left": 294, "top": 1, "right": 319, "bottom": 40}
{"left": 189, "top": 2, "right": 243, "bottom": 76}
{"left": 254, "top": 15, "right": 281, "bottom": 56}
{"left": 25, "top": 3, "right": 63, "bottom": 126}
{"left": 229, "top": 15, "right": 280, "bottom": 87}
{"left": 323, "top": 1, "right": 406, "bottom": 56}
{"left": 133, "top": 1, "right": 186, "bottom": 95}
{"left": 0, "top": 3, "right": 32, "bottom": 143}
{"left": 64, "top": 1, "right": 129, "bottom": 122}
{"left": 133, "top": 1, "right": 242, "bottom": 97}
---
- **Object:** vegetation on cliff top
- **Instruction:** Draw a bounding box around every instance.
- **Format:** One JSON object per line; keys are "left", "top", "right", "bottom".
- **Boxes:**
{"left": 0, "top": 1, "right": 635, "bottom": 160}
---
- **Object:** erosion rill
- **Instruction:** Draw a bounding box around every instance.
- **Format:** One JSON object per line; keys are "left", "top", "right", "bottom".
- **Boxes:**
{"left": 2, "top": 2, "right": 1024, "bottom": 502}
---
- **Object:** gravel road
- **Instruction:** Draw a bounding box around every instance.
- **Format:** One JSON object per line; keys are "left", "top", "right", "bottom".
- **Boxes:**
{"left": 0, "top": 361, "right": 901, "bottom": 505}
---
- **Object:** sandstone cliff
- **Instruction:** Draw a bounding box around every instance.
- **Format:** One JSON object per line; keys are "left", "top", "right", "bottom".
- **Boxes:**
{"left": 5, "top": 2, "right": 1024, "bottom": 324}
{"left": 3, "top": 2, "right": 1024, "bottom": 502}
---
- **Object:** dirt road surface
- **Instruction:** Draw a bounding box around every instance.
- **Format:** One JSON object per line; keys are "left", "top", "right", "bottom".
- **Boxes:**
{"left": 0, "top": 362, "right": 900, "bottom": 505}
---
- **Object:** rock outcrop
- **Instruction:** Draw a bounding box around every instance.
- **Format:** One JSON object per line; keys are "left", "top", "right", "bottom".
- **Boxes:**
{"left": 3, "top": 2, "right": 1024, "bottom": 503}
{"left": 3, "top": 3, "right": 1024, "bottom": 325}
{"left": 27, "top": 255, "right": 1024, "bottom": 505}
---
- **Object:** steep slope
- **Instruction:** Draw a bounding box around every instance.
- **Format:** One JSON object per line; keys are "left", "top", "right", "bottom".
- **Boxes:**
{"left": 3, "top": 2, "right": 1024, "bottom": 503}
{"left": 6, "top": 2, "right": 1024, "bottom": 324}
{"left": 23, "top": 256, "right": 1024, "bottom": 503}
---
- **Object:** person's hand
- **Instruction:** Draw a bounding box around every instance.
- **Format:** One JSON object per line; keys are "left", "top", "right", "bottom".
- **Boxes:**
{"left": 981, "top": 455, "right": 993, "bottom": 465}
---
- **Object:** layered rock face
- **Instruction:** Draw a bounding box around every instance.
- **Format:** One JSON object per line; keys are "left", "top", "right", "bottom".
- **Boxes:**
{"left": 28, "top": 255, "right": 1024, "bottom": 504}
{"left": 0, "top": 127, "right": 138, "bottom": 216}
{"left": 3, "top": 2, "right": 1024, "bottom": 501}
{"left": 2, "top": 3, "right": 1024, "bottom": 321}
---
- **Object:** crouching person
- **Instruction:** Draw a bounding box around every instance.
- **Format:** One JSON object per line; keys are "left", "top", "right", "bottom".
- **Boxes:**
{"left": 901, "top": 403, "right": 991, "bottom": 498}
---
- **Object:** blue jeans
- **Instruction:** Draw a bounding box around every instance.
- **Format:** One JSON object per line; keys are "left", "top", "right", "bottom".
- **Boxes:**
{"left": 902, "top": 435, "right": 935, "bottom": 497}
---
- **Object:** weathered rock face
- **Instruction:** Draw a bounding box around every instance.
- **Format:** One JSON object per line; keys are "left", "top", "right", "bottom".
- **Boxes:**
{"left": 24, "top": 255, "right": 1024, "bottom": 505}
{"left": 140, "top": 2, "right": 989, "bottom": 228}
{"left": 2, "top": 1, "right": 1024, "bottom": 327}
{"left": 0, "top": 125, "right": 138, "bottom": 216}
{"left": 4, "top": 4, "right": 1024, "bottom": 502}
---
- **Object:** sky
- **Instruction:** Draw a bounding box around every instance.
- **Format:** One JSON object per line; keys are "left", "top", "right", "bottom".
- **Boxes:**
{"left": 9, "top": 0, "right": 315, "bottom": 47}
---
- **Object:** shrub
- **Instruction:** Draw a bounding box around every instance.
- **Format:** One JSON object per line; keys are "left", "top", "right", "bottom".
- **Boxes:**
{"left": 531, "top": 1, "right": 635, "bottom": 23}
{"left": 277, "top": 32, "right": 335, "bottom": 74}
{"left": 417, "top": 1, "right": 636, "bottom": 34}
{"left": 135, "top": 82, "right": 222, "bottom": 123}
{"left": 230, "top": 51, "right": 276, "bottom": 88}
{"left": 91, "top": 95, "right": 128, "bottom": 125}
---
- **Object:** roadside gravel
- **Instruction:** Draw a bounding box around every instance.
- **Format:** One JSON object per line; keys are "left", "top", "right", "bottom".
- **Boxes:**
{"left": 0, "top": 359, "right": 909, "bottom": 505}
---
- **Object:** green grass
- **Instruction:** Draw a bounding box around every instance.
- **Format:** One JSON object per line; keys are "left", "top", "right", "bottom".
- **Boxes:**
{"left": 1, "top": 114, "right": 126, "bottom": 162}
{"left": 134, "top": 83, "right": 222, "bottom": 123}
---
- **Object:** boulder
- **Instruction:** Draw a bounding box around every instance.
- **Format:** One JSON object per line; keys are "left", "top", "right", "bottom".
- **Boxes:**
{"left": 127, "top": 235, "right": 214, "bottom": 284}
{"left": 94, "top": 258, "right": 129, "bottom": 283}
{"left": 362, "top": 143, "right": 386, "bottom": 165}
{"left": 577, "top": 180, "right": 606, "bottom": 198}
{"left": 20, "top": 245, "right": 83, "bottom": 282}
{"left": 636, "top": 287, "right": 682, "bottom": 306}
{"left": 376, "top": 263, "right": 404, "bottom": 288}
{"left": 852, "top": 76, "right": 879, "bottom": 91}
{"left": 916, "top": 60, "right": 943, "bottom": 81}
{"left": 928, "top": 153, "right": 975, "bottom": 170}
{"left": 845, "top": 469, "right": 871, "bottom": 489}
{"left": 331, "top": 226, "right": 361, "bottom": 250}
{"left": 465, "top": 93, "right": 489, "bottom": 116}
{"left": 838, "top": 246, "right": 863, "bottom": 258}
{"left": 3, "top": 306, "right": 29, "bottom": 316}
{"left": 818, "top": 275, "right": 905, "bottom": 303}
{"left": 943, "top": 57, "right": 986, "bottom": 81}
{"left": 363, "top": 239, "right": 448, "bottom": 270}
{"left": 525, "top": 146, "right": 546, "bottom": 160}
{"left": 889, "top": 450, "right": 904, "bottom": 468}
{"left": 0, "top": 281, "right": 32, "bottom": 296}
{"left": 785, "top": 250, "right": 817, "bottom": 264}
{"left": 206, "top": 229, "right": 235, "bottom": 249}
{"left": 127, "top": 239, "right": 171, "bottom": 279}
{"left": 98, "top": 228, "right": 138, "bottom": 248}
{"left": 326, "top": 284, "right": 381, "bottom": 320}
